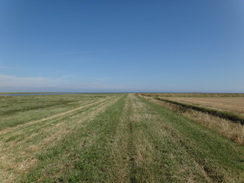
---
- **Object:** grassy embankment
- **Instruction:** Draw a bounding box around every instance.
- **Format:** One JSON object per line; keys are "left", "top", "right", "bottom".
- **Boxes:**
{"left": 156, "top": 97, "right": 244, "bottom": 123}
{"left": 1, "top": 94, "right": 243, "bottom": 182}
{"left": 141, "top": 93, "right": 244, "bottom": 144}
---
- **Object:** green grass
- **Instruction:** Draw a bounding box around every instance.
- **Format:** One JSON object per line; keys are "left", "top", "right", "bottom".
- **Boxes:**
{"left": 0, "top": 94, "right": 108, "bottom": 130}
{"left": 137, "top": 95, "right": 244, "bottom": 182}
{"left": 0, "top": 94, "right": 243, "bottom": 182}
{"left": 19, "top": 94, "right": 127, "bottom": 182}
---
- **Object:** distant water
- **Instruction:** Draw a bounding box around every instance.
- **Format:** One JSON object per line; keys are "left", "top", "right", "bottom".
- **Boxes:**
{"left": 0, "top": 92, "right": 80, "bottom": 96}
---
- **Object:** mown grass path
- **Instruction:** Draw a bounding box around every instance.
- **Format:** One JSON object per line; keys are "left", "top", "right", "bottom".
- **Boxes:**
{"left": 0, "top": 94, "right": 243, "bottom": 182}
{"left": 0, "top": 94, "right": 121, "bottom": 182}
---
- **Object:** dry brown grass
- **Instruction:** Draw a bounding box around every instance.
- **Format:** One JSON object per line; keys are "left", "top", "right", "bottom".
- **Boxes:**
{"left": 142, "top": 93, "right": 244, "bottom": 98}
{"left": 168, "top": 97, "right": 244, "bottom": 116}
{"left": 141, "top": 95, "right": 244, "bottom": 145}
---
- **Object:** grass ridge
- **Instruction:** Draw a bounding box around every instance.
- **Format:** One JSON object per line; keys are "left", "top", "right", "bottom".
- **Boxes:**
{"left": 155, "top": 97, "right": 244, "bottom": 124}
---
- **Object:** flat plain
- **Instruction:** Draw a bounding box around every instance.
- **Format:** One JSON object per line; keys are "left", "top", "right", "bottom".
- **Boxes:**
{"left": 0, "top": 93, "right": 243, "bottom": 182}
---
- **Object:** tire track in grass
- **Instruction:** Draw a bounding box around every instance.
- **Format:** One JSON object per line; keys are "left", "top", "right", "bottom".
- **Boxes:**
{"left": 128, "top": 120, "right": 137, "bottom": 183}
{"left": 95, "top": 93, "right": 209, "bottom": 182}
{"left": 126, "top": 94, "right": 213, "bottom": 182}
{"left": 0, "top": 96, "right": 121, "bottom": 183}
{"left": 103, "top": 94, "right": 199, "bottom": 182}
{"left": 102, "top": 94, "right": 132, "bottom": 183}
{"left": 153, "top": 122, "right": 223, "bottom": 182}
{"left": 122, "top": 94, "right": 136, "bottom": 183}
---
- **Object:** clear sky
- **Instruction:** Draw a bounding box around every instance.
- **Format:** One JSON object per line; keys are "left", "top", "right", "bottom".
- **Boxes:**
{"left": 0, "top": 0, "right": 244, "bottom": 92}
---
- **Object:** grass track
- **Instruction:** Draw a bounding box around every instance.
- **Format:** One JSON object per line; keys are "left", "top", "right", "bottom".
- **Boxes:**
{"left": 0, "top": 94, "right": 243, "bottom": 182}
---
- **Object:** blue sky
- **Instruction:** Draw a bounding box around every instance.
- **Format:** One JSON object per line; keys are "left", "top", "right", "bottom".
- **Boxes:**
{"left": 0, "top": 0, "right": 244, "bottom": 92}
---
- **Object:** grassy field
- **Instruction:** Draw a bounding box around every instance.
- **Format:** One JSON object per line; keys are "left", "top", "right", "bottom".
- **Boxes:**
{"left": 0, "top": 94, "right": 243, "bottom": 182}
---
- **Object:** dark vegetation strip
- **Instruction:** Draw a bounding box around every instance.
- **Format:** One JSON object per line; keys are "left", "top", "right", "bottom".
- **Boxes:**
{"left": 126, "top": 98, "right": 137, "bottom": 183}
{"left": 154, "top": 97, "right": 244, "bottom": 125}
{"left": 0, "top": 101, "right": 71, "bottom": 116}
{"left": 128, "top": 123, "right": 137, "bottom": 183}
